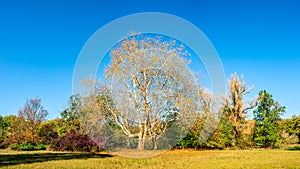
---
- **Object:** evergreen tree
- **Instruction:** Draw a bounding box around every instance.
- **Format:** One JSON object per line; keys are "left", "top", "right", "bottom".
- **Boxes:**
{"left": 253, "top": 90, "right": 285, "bottom": 148}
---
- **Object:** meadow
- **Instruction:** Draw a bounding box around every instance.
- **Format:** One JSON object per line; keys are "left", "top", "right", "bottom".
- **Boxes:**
{"left": 1, "top": 149, "right": 300, "bottom": 169}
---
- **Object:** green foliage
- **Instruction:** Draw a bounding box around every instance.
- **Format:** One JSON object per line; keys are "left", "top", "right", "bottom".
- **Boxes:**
{"left": 9, "top": 143, "right": 46, "bottom": 151}
{"left": 279, "top": 115, "right": 300, "bottom": 143}
{"left": 177, "top": 132, "right": 198, "bottom": 149}
{"left": 177, "top": 114, "right": 234, "bottom": 150}
{"left": 253, "top": 90, "right": 286, "bottom": 148}
{"left": 37, "top": 120, "right": 59, "bottom": 144}
{"left": 61, "top": 94, "right": 82, "bottom": 133}
{"left": 201, "top": 116, "right": 234, "bottom": 149}
{"left": 0, "top": 115, "right": 9, "bottom": 143}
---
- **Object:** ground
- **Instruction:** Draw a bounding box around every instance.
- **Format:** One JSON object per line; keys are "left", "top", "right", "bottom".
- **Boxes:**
{"left": 0, "top": 149, "right": 300, "bottom": 169}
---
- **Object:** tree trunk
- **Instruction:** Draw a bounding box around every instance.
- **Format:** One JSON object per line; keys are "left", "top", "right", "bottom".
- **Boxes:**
{"left": 152, "top": 135, "right": 157, "bottom": 150}
{"left": 138, "top": 136, "right": 145, "bottom": 150}
{"left": 232, "top": 127, "right": 238, "bottom": 147}
{"left": 32, "top": 130, "right": 35, "bottom": 144}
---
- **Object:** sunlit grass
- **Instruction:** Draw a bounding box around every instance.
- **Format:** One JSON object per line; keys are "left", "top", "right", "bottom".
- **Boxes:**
{"left": 1, "top": 149, "right": 300, "bottom": 169}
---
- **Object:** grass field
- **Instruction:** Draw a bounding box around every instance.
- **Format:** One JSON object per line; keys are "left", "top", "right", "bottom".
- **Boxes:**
{"left": 1, "top": 149, "right": 300, "bottom": 169}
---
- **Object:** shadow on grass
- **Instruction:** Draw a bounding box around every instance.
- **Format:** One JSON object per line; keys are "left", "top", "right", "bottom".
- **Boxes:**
{"left": 0, "top": 152, "right": 113, "bottom": 166}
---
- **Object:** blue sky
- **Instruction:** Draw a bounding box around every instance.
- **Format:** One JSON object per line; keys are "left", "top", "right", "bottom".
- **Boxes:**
{"left": 0, "top": 0, "right": 299, "bottom": 119}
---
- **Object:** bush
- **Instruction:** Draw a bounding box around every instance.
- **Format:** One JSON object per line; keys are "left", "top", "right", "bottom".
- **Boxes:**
{"left": 9, "top": 143, "right": 46, "bottom": 151}
{"left": 50, "top": 130, "right": 99, "bottom": 152}
{"left": 0, "top": 139, "right": 11, "bottom": 149}
{"left": 9, "top": 143, "right": 20, "bottom": 150}
{"left": 36, "top": 144, "right": 47, "bottom": 150}
{"left": 278, "top": 130, "right": 299, "bottom": 148}
{"left": 288, "top": 145, "right": 300, "bottom": 150}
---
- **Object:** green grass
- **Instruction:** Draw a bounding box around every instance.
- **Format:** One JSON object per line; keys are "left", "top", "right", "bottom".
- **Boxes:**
{"left": 1, "top": 149, "right": 300, "bottom": 169}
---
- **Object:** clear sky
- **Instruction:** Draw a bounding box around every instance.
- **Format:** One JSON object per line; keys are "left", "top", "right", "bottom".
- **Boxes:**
{"left": 0, "top": 0, "right": 299, "bottom": 119}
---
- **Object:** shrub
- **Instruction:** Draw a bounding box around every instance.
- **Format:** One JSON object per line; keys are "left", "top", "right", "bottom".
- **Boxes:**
{"left": 9, "top": 143, "right": 20, "bottom": 150}
{"left": 50, "top": 130, "right": 99, "bottom": 152}
{"left": 278, "top": 130, "right": 299, "bottom": 148}
{"left": 0, "top": 138, "right": 11, "bottom": 149}
{"left": 35, "top": 144, "right": 47, "bottom": 150}
{"left": 288, "top": 145, "right": 300, "bottom": 150}
{"left": 9, "top": 143, "right": 46, "bottom": 151}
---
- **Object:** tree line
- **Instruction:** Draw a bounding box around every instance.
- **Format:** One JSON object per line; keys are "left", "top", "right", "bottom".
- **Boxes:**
{"left": 0, "top": 74, "right": 299, "bottom": 151}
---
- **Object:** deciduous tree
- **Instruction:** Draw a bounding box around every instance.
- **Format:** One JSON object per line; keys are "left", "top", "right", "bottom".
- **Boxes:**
{"left": 81, "top": 35, "right": 199, "bottom": 150}
{"left": 279, "top": 115, "right": 300, "bottom": 143}
{"left": 223, "top": 73, "right": 257, "bottom": 147}
{"left": 38, "top": 120, "right": 59, "bottom": 144}
{"left": 18, "top": 98, "right": 48, "bottom": 144}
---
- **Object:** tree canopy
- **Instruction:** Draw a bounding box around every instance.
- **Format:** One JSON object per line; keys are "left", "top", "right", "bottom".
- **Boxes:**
{"left": 253, "top": 90, "right": 286, "bottom": 148}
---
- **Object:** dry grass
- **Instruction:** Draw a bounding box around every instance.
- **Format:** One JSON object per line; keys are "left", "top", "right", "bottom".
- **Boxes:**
{"left": 1, "top": 149, "right": 300, "bottom": 169}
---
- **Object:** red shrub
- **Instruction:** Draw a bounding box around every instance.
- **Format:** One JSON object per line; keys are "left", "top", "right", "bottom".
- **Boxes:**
{"left": 50, "top": 130, "right": 99, "bottom": 152}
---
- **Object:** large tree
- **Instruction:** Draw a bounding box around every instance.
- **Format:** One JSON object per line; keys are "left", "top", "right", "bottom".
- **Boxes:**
{"left": 18, "top": 98, "right": 48, "bottom": 144}
{"left": 253, "top": 90, "right": 285, "bottom": 148}
{"left": 2, "top": 115, "right": 25, "bottom": 144}
{"left": 223, "top": 73, "right": 257, "bottom": 147}
{"left": 81, "top": 35, "right": 199, "bottom": 150}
